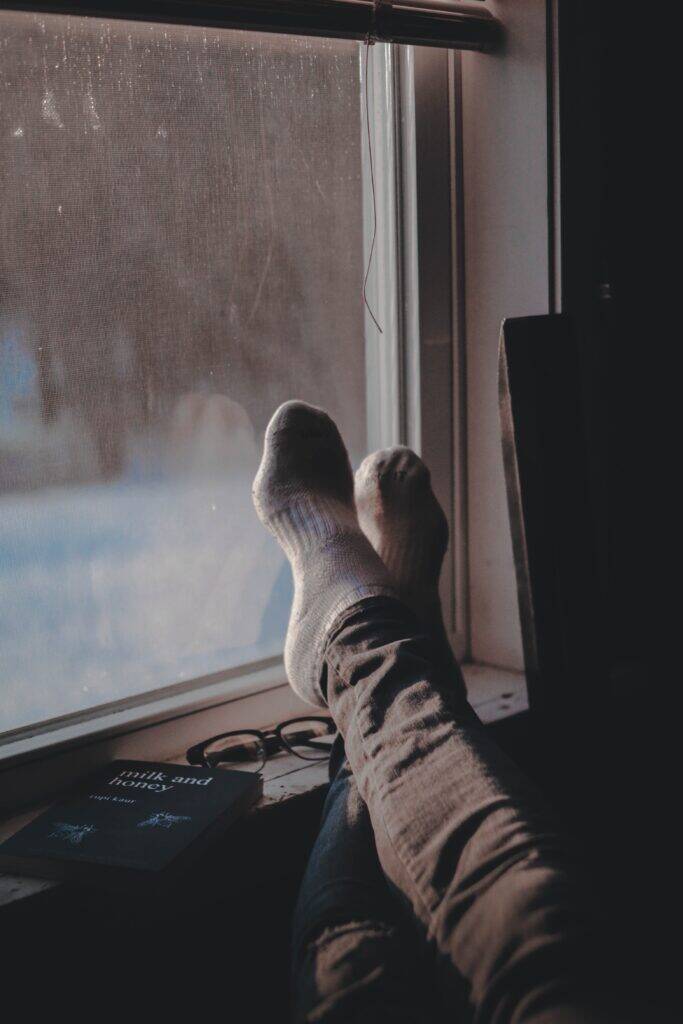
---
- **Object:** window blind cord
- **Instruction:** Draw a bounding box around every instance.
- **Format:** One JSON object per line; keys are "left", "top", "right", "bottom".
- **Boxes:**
{"left": 362, "top": 33, "right": 383, "bottom": 335}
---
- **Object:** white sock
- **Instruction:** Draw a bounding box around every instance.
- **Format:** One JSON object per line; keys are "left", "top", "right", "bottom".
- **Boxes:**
{"left": 252, "top": 401, "right": 396, "bottom": 707}
{"left": 355, "top": 446, "right": 466, "bottom": 700}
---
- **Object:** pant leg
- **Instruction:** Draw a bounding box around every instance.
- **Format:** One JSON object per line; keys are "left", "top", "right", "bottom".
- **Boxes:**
{"left": 292, "top": 736, "right": 440, "bottom": 1024}
{"left": 321, "top": 598, "right": 617, "bottom": 1024}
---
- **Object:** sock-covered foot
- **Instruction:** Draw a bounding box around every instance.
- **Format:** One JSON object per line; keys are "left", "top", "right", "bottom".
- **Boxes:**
{"left": 355, "top": 446, "right": 467, "bottom": 701}
{"left": 252, "top": 401, "right": 396, "bottom": 707}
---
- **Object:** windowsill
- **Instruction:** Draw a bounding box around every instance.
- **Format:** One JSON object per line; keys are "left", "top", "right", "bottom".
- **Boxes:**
{"left": 462, "top": 662, "right": 528, "bottom": 723}
{"left": 0, "top": 657, "right": 290, "bottom": 765}
{"left": 0, "top": 666, "right": 310, "bottom": 816}
{"left": 0, "top": 657, "right": 527, "bottom": 812}
{"left": 0, "top": 663, "right": 527, "bottom": 912}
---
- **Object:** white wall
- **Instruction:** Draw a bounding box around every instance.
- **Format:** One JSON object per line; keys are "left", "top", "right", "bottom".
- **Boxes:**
{"left": 461, "top": 0, "right": 550, "bottom": 669}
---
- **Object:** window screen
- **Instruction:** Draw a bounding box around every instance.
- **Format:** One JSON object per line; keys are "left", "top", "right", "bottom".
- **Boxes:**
{"left": 0, "top": 11, "right": 367, "bottom": 733}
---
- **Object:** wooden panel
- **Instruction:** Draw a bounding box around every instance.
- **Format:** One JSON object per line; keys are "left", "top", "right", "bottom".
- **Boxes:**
{"left": 499, "top": 313, "right": 606, "bottom": 780}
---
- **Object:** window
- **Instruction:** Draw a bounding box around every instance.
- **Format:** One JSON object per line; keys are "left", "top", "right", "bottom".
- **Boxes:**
{"left": 1, "top": 1, "right": 551, "bottom": 792}
{"left": 1, "top": 12, "right": 370, "bottom": 737}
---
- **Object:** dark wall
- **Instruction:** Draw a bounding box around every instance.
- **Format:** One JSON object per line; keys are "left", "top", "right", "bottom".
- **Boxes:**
{"left": 556, "top": 9, "right": 672, "bottom": 1005}
{"left": 556, "top": 1, "right": 637, "bottom": 671}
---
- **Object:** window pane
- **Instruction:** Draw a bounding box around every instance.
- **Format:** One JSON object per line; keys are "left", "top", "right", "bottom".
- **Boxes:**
{"left": 0, "top": 13, "right": 366, "bottom": 734}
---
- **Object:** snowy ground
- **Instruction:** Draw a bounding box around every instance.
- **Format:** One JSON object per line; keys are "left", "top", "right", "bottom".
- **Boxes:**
{"left": 0, "top": 473, "right": 291, "bottom": 735}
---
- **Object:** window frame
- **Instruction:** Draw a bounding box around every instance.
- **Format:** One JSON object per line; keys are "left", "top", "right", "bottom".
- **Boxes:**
{"left": 362, "top": 42, "right": 467, "bottom": 662}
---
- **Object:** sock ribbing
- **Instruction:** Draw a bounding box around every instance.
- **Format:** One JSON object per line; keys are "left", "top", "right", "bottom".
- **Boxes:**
{"left": 253, "top": 402, "right": 397, "bottom": 707}
{"left": 355, "top": 446, "right": 467, "bottom": 701}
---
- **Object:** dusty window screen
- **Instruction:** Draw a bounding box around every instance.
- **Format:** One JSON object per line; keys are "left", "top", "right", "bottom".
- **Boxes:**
{"left": 0, "top": 12, "right": 367, "bottom": 733}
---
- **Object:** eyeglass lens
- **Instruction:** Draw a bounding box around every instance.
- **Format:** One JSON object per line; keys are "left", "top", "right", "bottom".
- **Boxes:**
{"left": 279, "top": 718, "right": 335, "bottom": 761}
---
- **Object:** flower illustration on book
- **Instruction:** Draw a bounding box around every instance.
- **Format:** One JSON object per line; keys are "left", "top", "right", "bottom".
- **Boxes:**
{"left": 137, "top": 811, "right": 192, "bottom": 830}
{"left": 48, "top": 822, "right": 97, "bottom": 845}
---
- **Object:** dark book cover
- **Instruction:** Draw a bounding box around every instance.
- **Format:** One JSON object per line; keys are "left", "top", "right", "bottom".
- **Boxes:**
{"left": 0, "top": 760, "right": 261, "bottom": 887}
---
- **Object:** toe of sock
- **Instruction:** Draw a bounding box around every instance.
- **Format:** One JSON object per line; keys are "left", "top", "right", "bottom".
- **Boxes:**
{"left": 254, "top": 401, "right": 355, "bottom": 518}
{"left": 356, "top": 446, "right": 431, "bottom": 498}
{"left": 266, "top": 400, "right": 334, "bottom": 438}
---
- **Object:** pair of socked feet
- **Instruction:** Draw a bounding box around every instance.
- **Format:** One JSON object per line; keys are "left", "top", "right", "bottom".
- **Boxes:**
{"left": 252, "top": 400, "right": 464, "bottom": 706}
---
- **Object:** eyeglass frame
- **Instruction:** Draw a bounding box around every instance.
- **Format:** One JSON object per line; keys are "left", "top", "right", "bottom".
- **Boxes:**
{"left": 185, "top": 715, "right": 336, "bottom": 772}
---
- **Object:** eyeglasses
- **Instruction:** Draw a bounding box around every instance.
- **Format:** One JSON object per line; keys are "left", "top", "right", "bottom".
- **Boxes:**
{"left": 186, "top": 716, "right": 336, "bottom": 773}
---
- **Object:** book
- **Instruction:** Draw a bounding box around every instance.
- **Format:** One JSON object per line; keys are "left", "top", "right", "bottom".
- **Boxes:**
{"left": 0, "top": 759, "right": 261, "bottom": 888}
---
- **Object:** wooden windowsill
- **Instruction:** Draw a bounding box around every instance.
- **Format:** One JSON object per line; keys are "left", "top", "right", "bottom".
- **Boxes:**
{"left": 0, "top": 663, "right": 527, "bottom": 912}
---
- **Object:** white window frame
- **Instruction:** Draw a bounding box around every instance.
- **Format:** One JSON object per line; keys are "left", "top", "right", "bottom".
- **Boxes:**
{"left": 1, "top": 0, "right": 553, "bottom": 811}
{"left": 362, "top": 42, "right": 467, "bottom": 663}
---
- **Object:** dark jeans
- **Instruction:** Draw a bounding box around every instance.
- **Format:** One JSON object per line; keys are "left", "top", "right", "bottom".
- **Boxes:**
{"left": 292, "top": 598, "right": 617, "bottom": 1024}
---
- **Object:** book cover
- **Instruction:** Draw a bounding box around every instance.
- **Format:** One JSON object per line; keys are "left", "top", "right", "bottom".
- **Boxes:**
{"left": 0, "top": 760, "right": 261, "bottom": 886}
